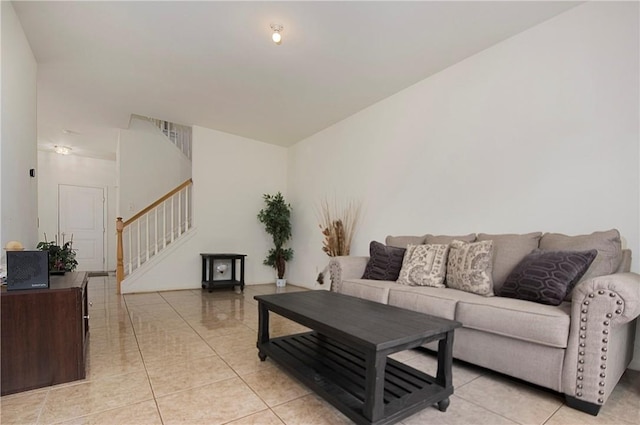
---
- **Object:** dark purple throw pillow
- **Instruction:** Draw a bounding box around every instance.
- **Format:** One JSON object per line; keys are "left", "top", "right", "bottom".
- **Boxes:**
{"left": 499, "top": 249, "right": 597, "bottom": 306}
{"left": 361, "top": 241, "right": 406, "bottom": 281}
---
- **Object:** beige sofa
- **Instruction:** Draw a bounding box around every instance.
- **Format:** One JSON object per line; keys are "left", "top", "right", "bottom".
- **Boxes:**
{"left": 328, "top": 230, "right": 640, "bottom": 415}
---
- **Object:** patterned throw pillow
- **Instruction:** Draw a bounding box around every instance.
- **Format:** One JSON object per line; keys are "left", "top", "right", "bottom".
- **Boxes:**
{"left": 397, "top": 244, "right": 449, "bottom": 287}
{"left": 499, "top": 249, "right": 597, "bottom": 306}
{"left": 446, "top": 240, "right": 494, "bottom": 296}
{"left": 361, "top": 241, "right": 406, "bottom": 281}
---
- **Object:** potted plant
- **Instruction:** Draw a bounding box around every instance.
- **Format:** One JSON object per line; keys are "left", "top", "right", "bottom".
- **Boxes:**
{"left": 257, "top": 192, "right": 293, "bottom": 287}
{"left": 37, "top": 233, "right": 78, "bottom": 274}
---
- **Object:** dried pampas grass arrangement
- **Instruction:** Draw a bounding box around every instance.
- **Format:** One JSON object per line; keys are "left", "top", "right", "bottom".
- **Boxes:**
{"left": 318, "top": 198, "right": 362, "bottom": 256}
{"left": 316, "top": 198, "right": 362, "bottom": 284}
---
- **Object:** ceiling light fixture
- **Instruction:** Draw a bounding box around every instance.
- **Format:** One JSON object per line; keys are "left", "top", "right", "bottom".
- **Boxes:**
{"left": 270, "top": 23, "right": 283, "bottom": 45}
{"left": 54, "top": 145, "right": 72, "bottom": 155}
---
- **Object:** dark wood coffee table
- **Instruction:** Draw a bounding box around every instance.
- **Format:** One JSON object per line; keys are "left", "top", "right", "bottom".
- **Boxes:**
{"left": 254, "top": 291, "right": 461, "bottom": 425}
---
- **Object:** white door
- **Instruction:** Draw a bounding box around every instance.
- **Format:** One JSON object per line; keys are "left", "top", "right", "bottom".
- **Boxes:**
{"left": 59, "top": 185, "right": 105, "bottom": 271}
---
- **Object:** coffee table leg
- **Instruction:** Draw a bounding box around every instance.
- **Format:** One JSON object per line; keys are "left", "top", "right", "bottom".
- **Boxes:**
{"left": 257, "top": 302, "right": 270, "bottom": 361}
{"left": 435, "top": 330, "right": 455, "bottom": 412}
{"left": 363, "top": 351, "right": 386, "bottom": 422}
{"left": 436, "top": 330, "right": 455, "bottom": 388}
{"left": 438, "top": 398, "right": 450, "bottom": 412}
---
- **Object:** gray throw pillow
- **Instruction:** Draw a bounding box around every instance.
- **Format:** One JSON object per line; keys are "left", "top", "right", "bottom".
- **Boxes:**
{"left": 361, "top": 241, "right": 406, "bottom": 281}
{"left": 499, "top": 249, "right": 597, "bottom": 306}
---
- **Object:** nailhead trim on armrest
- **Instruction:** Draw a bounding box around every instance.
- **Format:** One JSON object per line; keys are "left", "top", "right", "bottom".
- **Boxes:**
{"left": 574, "top": 290, "right": 624, "bottom": 403}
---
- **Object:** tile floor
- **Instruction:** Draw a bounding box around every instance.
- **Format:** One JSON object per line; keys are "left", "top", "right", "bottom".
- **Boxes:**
{"left": 1, "top": 276, "right": 638, "bottom": 425}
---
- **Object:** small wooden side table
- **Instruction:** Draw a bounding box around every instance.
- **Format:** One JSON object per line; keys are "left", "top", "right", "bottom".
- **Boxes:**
{"left": 200, "top": 253, "right": 246, "bottom": 292}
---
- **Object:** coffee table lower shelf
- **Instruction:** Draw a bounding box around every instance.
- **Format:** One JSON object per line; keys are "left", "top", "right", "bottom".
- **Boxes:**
{"left": 258, "top": 331, "right": 452, "bottom": 425}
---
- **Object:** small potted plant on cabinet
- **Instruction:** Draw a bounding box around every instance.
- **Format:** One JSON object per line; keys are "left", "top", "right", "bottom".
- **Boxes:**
{"left": 258, "top": 192, "right": 293, "bottom": 287}
{"left": 37, "top": 233, "right": 78, "bottom": 274}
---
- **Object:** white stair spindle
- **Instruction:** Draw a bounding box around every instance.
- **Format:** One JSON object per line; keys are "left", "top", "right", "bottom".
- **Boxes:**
{"left": 170, "top": 196, "right": 175, "bottom": 243}
{"left": 163, "top": 201, "right": 167, "bottom": 249}
{"left": 128, "top": 229, "right": 132, "bottom": 274}
{"left": 154, "top": 208, "right": 158, "bottom": 255}
{"left": 136, "top": 220, "right": 140, "bottom": 268}
{"left": 178, "top": 190, "right": 182, "bottom": 237}
{"left": 145, "top": 213, "right": 150, "bottom": 262}
{"left": 185, "top": 186, "right": 190, "bottom": 231}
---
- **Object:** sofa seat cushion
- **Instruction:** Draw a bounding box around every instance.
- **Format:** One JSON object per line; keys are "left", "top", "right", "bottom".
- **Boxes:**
{"left": 339, "top": 278, "right": 398, "bottom": 304}
{"left": 388, "top": 285, "right": 485, "bottom": 320}
{"left": 456, "top": 297, "right": 571, "bottom": 348}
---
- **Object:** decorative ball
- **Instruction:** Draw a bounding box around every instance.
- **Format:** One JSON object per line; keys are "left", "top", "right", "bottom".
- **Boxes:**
{"left": 4, "top": 241, "right": 24, "bottom": 251}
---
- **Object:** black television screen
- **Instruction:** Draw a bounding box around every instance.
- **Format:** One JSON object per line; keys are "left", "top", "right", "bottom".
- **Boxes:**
{"left": 7, "top": 250, "right": 50, "bottom": 290}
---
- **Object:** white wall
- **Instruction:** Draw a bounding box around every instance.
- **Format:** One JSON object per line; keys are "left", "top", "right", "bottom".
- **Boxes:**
{"left": 121, "top": 126, "right": 287, "bottom": 292}
{"left": 288, "top": 2, "right": 640, "bottom": 366}
{"left": 288, "top": 1, "right": 638, "bottom": 286}
{"left": 0, "top": 1, "right": 38, "bottom": 253}
{"left": 37, "top": 151, "right": 117, "bottom": 270}
{"left": 118, "top": 117, "right": 192, "bottom": 220}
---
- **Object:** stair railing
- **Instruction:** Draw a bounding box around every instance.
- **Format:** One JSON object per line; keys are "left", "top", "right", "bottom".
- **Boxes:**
{"left": 116, "top": 178, "right": 193, "bottom": 293}
{"left": 133, "top": 114, "right": 192, "bottom": 159}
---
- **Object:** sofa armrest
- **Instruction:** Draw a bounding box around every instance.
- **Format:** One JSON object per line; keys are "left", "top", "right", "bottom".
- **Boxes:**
{"left": 328, "top": 256, "right": 369, "bottom": 292}
{"left": 572, "top": 273, "right": 640, "bottom": 325}
{"left": 563, "top": 272, "right": 640, "bottom": 409}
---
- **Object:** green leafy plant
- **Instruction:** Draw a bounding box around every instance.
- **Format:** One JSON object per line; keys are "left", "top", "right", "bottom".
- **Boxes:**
{"left": 257, "top": 192, "right": 293, "bottom": 279}
{"left": 37, "top": 233, "right": 78, "bottom": 272}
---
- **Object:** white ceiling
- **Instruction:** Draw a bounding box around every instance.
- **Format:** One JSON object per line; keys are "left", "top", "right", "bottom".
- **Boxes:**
{"left": 13, "top": 1, "right": 580, "bottom": 159}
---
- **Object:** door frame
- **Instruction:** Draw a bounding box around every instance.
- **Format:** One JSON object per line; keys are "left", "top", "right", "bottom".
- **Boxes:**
{"left": 58, "top": 184, "right": 108, "bottom": 271}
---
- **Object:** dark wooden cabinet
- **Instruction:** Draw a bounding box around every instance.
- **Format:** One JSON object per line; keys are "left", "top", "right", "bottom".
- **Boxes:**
{"left": 1, "top": 272, "right": 89, "bottom": 396}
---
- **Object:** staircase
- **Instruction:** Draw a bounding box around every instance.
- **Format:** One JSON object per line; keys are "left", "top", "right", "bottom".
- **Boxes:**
{"left": 116, "top": 179, "right": 193, "bottom": 293}
{"left": 116, "top": 115, "right": 195, "bottom": 293}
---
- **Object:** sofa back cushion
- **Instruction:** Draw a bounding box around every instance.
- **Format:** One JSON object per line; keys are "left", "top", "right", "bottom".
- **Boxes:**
{"left": 425, "top": 234, "right": 476, "bottom": 244}
{"left": 539, "top": 229, "right": 622, "bottom": 283}
{"left": 476, "top": 232, "right": 542, "bottom": 293}
{"left": 385, "top": 235, "right": 427, "bottom": 248}
{"left": 617, "top": 249, "right": 632, "bottom": 273}
{"left": 361, "top": 241, "right": 406, "bottom": 281}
